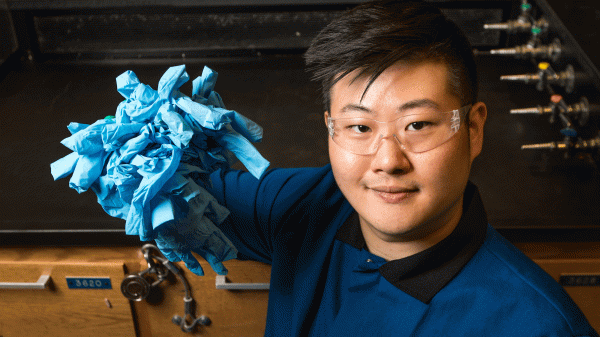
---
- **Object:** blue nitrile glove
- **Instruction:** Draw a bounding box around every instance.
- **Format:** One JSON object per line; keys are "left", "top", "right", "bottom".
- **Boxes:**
{"left": 153, "top": 187, "right": 236, "bottom": 276}
{"left": 51, "top": 64, "right": 268, "bottom": 276}
{"left": 154, "top": 218, "right": 237, "bottom": 276}
{"left": 149, "top": 169, "right": 236, "bottom": 276}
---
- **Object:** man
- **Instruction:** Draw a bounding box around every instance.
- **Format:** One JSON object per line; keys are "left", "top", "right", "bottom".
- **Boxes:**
{"left": 163, "top": 1, "right": 599, "bottom": 335}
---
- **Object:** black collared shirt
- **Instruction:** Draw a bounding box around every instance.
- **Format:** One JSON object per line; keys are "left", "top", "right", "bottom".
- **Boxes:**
{"left": 334, "top": 181, "right": 488, "bottom": 303}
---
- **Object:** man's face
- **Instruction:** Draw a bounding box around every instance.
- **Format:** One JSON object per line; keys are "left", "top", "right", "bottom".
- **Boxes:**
{"left": 327, "top": 61, "right": 485, "bottom": 246}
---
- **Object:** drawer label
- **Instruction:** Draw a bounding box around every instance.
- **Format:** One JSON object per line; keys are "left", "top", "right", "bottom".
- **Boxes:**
{"left": 66, "top": 277, "right": 112, "bottom": 289}
{"left": 560, "top": 275, "right": 600, "bottom": 287}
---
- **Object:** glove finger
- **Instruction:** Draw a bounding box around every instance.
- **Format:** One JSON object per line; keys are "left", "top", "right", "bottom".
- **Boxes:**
{"left": 158, "top": 246, "right": 183, "bottom": 263}
{"left": 153, "top": 238, "right": 183, "bottom": 263}
{"left": 197, "top": 250, "right": 228, "bottom": 275}
{"left": 178, "top": 250, "right": 205, "bottom": 276}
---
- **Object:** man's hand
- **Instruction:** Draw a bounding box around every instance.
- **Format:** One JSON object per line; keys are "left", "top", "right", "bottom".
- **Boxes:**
{"left": 154, "top": 210, "right": 237, "bottom": 276}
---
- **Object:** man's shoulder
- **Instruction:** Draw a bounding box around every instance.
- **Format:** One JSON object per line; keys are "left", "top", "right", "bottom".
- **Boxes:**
{"left": 209, "top": 164, "right": 336, "bottom": 201}
{"left": 442, "top": 225, "right": 595, "bottom": 336}
{"left": 213, "top": 164, "right": 334, "bottom": 190}
{"left": 213, "top": 164, "right": 347, "bottom": 226}
{"left": 256, "top": 164, "right": 339, "bottom": 204}
{"left": 262, "top": 164, "right": 335, "bottom": 187}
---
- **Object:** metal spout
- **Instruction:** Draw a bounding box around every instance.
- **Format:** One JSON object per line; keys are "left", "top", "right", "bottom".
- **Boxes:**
{"left": 521, "top": 136, "right": 600, "bottom": 150}
{"left": 521, "top": 142, "right": 566, "bottom": 150}
{"left": 489, "top": 39, "right": 561, "bottom": 62}
{"left": 500, "top": 74, "right": 539, "bottom": 83}
{"left": 510, "top": 107, "right": 551, "bottom": 114}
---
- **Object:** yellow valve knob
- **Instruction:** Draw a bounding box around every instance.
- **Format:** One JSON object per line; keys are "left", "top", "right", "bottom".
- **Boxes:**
{"left": 538, "top": 62, "right": 550, "bottom": 70}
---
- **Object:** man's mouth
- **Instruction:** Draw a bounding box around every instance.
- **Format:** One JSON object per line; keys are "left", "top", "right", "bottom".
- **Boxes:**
{"left": 370, "top": 186, "right": 419, "bottom": 203}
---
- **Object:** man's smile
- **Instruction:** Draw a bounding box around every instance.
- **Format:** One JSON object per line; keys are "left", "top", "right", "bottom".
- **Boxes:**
{"left": 369, "top": 185, "right": 419, "bottom": 204}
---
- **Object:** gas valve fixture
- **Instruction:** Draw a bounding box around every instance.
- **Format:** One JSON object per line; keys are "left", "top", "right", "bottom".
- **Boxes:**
{"left": 500, "top": 62, "right": 579, "bottom": 93}
{"left": 483, "top": 1, "right": 549, "bottom": 36}
{"left": 121, "top": 244, "right": 211, "bottom": 334}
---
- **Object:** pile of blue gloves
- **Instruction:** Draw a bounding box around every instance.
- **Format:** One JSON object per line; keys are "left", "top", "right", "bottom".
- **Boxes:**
{"left": 51, "top": 65, "right": 270, "bottom": 276}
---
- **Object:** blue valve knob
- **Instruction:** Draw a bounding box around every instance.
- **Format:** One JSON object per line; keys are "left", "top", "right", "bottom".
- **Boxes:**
{"left": 560, "top": 128, "right": 577, "bottom": 138}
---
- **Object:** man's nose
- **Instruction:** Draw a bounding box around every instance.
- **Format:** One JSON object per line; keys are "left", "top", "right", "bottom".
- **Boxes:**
{"left": 369, "top": 135, "right": 412, "bottom": 174}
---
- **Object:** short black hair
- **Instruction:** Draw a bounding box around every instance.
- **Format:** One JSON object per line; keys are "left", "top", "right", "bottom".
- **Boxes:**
{"left": 304, "top": 0, "right": 478, "bottom": 110}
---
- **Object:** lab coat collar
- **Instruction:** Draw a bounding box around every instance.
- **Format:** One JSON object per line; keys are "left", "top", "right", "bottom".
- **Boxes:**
{"left": 335, "top": 181, "right": 488, "bottom": 303}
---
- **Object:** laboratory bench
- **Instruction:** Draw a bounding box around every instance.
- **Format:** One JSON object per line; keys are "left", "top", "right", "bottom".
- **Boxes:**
{"left": 0, "top": 233, "right": 599, "bottom": 336}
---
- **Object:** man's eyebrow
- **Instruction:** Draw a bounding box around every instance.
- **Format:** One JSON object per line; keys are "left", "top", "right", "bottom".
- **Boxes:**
{"left": 339, "top": 99, "right": 441, "bottom": 115}
{"left": 340, "top": 104, "right": 372, "bottom": 114}
{"left": 398, "top": 99, "right": 441, "bottom": 112}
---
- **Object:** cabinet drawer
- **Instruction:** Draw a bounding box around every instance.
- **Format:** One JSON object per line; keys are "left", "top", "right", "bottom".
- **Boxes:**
{"left": 517, "top": 242, "right": 600, "bottom": 334}
{"left": 0, "top": 255, "right": 137, "bottom": 336}
{"left": 533, "top": 259, "right": 600, "bottom": 333}
{"left": 134, "top": 259, "right": 271, "bottom": 337}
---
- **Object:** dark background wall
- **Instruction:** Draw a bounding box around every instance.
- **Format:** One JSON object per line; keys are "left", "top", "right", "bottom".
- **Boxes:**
{"left": 1, "top": 0, "right": 598, "bottom": 244}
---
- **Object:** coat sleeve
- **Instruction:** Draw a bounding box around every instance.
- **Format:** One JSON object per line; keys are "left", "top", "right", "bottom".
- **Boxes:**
{"left": 207, "top": 165, "right": 338, "bottom": 263}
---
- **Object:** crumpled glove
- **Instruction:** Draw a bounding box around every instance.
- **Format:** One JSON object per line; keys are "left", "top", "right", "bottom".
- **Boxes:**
{"left": 51, "top": 64, "right": 269, "bottom": 276}
{"left": 154, "top": 192, "right": 237, "bottom": 276}
{"left": 151, "top": 169, "right": 237, "bottom": 276}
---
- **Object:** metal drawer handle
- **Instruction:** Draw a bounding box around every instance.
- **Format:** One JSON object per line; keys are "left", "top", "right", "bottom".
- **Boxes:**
{"left": 0, "top": 274, "right": 51, "bottom": 290}
{"left": 215, "top": 275, "right": 269, "bottom": 290}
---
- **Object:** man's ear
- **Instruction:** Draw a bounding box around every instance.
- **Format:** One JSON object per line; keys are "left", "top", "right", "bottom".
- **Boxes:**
{"left": 468, "top": 102, "right": 487, "bottom": 162}
{"left": 324, "top": 111, "right": 330, "bottom": 127}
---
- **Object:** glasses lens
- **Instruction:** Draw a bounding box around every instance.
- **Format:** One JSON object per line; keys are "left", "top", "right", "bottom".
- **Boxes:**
{"left": 328, "top": 105, "right": 470, "bottom": 155}
{"left": 329, "top": 118, "right": 379, "bottom": 154}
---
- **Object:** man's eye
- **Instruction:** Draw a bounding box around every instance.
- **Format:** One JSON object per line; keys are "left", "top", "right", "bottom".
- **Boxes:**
{"left": 349, "top": 125, "right": 371, "bottom": 133}
{"left": 406, "top": 121, "right": 431, "bottom": 131}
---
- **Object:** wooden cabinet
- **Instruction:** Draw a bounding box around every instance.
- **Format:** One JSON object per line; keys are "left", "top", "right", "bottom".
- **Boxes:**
{"left": 132, "top": 259, "right": 271, "bottom": 337}
{"left": 535, "top": 258, "right": 600, "bottom": 332}
{"left": 0, "top": 247, "right": 140, "bottom": 337}
{"left": 1, "top": 243, "right": 598, "bottom": 336}
{"left": 0, "top": 247, "right": 271, "bottom": 337}
{"left": 515, "top": 242, "right": 600, "bottom": 333}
